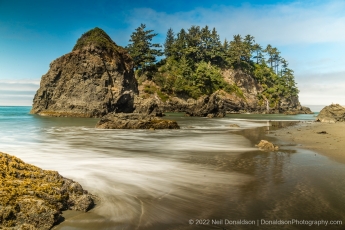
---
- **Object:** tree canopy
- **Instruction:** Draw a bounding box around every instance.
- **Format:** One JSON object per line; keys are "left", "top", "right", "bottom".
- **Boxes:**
{"left": 126, "top": 24, "right": 163, "bottom": 71}
{"left": 126, "top": 24, "right": 299, "bottom": 105}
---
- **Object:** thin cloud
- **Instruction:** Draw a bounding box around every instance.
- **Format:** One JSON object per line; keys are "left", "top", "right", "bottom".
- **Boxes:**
{"left": 125, "top": 1, "right": 345, "bottom": 45}
{"left": 0, "top": 79, "right": 39, "bottom": 105}
{"left": 0, "top": 79, "right": 40, "bottom": 92}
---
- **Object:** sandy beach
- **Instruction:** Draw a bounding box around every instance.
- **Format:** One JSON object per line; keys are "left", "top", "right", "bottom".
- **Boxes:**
{"left": 274, "top": 121, "right": 345, "bottom": 164}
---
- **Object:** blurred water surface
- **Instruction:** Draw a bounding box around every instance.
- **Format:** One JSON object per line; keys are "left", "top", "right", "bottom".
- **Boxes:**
{"left": 0, "top": 107, "right": 343, "bottom": 230}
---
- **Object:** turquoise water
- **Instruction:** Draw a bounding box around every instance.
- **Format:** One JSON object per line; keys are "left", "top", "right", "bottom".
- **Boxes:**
{"left": 1, "top": 107, "right": 344, "bottom": 230}
{"left": 226, "top": 113, "right": 317, "bottom": 121}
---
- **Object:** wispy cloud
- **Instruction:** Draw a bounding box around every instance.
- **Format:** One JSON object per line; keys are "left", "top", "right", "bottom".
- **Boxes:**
{"left": 125, "top": 1, "right": 345, "bottom": 45}
{"left": 297, "top": 70, "right": 345, "bottom": 105}
{"left": 0, "top": 79, "right": 39, "bottom": 106}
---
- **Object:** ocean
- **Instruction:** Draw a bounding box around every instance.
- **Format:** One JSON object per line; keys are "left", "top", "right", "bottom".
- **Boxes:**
{"left": 0, "top": 106, "right": 344, "bottom": 230}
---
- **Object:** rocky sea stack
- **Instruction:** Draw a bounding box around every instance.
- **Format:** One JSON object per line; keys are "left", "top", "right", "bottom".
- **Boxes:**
{"left": 0, "top": 152, "right": 95, "bottom": 229}
{"left": 31, "top": 27, "right": 138, "bottom": 117}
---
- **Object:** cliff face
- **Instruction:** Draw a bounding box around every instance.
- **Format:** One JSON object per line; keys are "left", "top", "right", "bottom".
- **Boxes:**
{"left": 31, "top": 28, "right": 138, "bottom": 117}
{"left": 139, "top": 69, "right": 308, "bottom": 115}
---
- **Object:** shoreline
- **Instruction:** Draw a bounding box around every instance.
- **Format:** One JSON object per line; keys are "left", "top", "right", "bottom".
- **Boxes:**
{"left": 272, "top": 121, "right": 345, "bottom": 164}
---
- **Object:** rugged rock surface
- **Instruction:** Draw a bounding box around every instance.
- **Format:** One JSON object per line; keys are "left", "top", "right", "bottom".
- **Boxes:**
{"left": 0, "top": 152, "right": 95, "bottom": 230}
{"left": 256, "top": 140, "right": 279, "bottom": 151}
{"left": 96, "top": 113, "right": 180, "bottom": 129}
{"left": 140, "top": 69, "right": 311, "bottom": 116}
{"left": 134, "top": 97, "right": 164, "bottom": 117}
{"left": 31, "top": 27, "right": 138, "bottom": 117}
{"left": 185, "top": 92, "right": 226, "bottom": 117}
{"left": 316, "top": 104, "right": 345, "bottom": 123}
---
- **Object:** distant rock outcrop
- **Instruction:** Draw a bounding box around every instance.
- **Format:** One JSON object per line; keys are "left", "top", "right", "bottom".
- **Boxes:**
{"left": 0, "top": 152, "right": 95, "bottom": 230}
{"left": 316, "top": 104, "right": 345, "bottom": 123}
{"left": 31, "top": 27, "right": 138, "bottom": 117}
{"left": 96, "top": 113, "right": 180, "bottom": 129}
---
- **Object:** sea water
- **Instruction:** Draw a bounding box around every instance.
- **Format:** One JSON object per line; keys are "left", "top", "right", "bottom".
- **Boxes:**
{"left": 0, "top": 107, "right": 344, "bottom": 230}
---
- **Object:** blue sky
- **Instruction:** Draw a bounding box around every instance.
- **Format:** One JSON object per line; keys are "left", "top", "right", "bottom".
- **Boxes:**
{"left": 1, "top": 0, "right": 344, "bottom": 107}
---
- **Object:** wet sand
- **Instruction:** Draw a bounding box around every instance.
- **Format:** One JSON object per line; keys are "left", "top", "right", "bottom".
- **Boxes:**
{"left": 274, "top": 121, "right": 345, "bottom": 164}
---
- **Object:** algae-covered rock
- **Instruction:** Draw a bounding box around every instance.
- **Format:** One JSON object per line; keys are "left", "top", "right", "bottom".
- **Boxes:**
{"left": 256, "top": 140, "right": 279, "bottom": 151}
{"left": 0, "top": 152, "right": 95, "bottom": 229}
{"left": 96, "top": 113, "right": 180, "bottom": 129}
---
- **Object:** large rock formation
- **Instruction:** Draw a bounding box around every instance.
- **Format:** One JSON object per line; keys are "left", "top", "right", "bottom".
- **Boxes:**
{"left": 0, "top": 152, "right": 95, "bottom": 229}
{"left": 31, "top": 28, "right": 138, "bottom": 117}
{"left": 316, "top": 104, "right": 345, "bottom": 123}
{"left": 31, "top": 27, "right": 311, "bottom": 118}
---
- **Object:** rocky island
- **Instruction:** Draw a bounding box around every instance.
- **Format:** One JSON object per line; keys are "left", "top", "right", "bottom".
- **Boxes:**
{"left": 30, "top": 27, "right": 312, "bottom": 127}
{"left": 0, "top": 152, "right": 95, "bottom": 229}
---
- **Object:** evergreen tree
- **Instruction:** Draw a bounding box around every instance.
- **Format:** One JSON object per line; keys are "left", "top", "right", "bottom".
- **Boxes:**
{"left": 186, "top": 26, "right": 202, "bottom": 63}
{"left": 243, "top": 35, "right": 255, "bottom": 62}
{"left": 264, "top": 44, "right": 274, "bottom": 68}
{"left": 172, "top": 28, "right": 187, "bottom": 59}
{"left": 127, "top": 24, "right": 163, "bottom": 70}
{"left": 252, "top": 43, "right": 263, "bottom": 64}
{"left": 209, "top": 27, "right": 223, "bottom": 66}
{"left": 164, "top": 28, "right": 175, "bottom": 58}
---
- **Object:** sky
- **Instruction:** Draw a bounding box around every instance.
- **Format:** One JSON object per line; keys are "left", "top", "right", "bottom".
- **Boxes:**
{"left": 0, "top": 0, "right": 344, "bottom": 107}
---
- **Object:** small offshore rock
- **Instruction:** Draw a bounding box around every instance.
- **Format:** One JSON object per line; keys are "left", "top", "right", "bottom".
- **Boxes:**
{"left": 96, "top": 113, "right": 180, "bottom": 129}
{"left": 229, "top": 124, "right": 240, "bottom": 127}
{"left": 256, "top": 140, "right": 279, "bottom": 151}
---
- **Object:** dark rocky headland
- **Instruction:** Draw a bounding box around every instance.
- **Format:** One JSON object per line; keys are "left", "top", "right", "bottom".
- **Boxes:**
{"left": 30, "top": 27, "right": 312, "bottom": 127}
{"left": 0, "top": 152, "right": 95, "bottom": 230}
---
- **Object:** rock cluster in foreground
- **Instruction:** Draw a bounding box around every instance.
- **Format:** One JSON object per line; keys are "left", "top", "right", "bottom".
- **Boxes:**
{"left": 96, "top": 113, "right": 180, "bottom": 129}
{"left": 0, "top": 152, "right": 95, "bottom": 230}
{"left": 316, "top": 104, "right": 345, "bottom": 123}
{"left": 256, "top": 140, "right": 279, "bottom": 151}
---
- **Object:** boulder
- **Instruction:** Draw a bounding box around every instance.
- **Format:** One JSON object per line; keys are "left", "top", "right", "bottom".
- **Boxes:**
{"left": 185, "top": 92, "right": 226, "bottom": 117}
{"left": 31, "top": 27, "right": 138, "bottom": 118}
{"left": 256, "top": 140, "right": 279, "bottom": 151}
{"left": 0, "top": 152, "right": 95, "bottom": 229}
{"left": 134, "top": 97, "right": 164, "bottom": 117}
{"left": 316, "top": 104, "right": 345, "bottom": 123}
{"left": 95, "top": 113, "right": 180, "bottom": 129}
